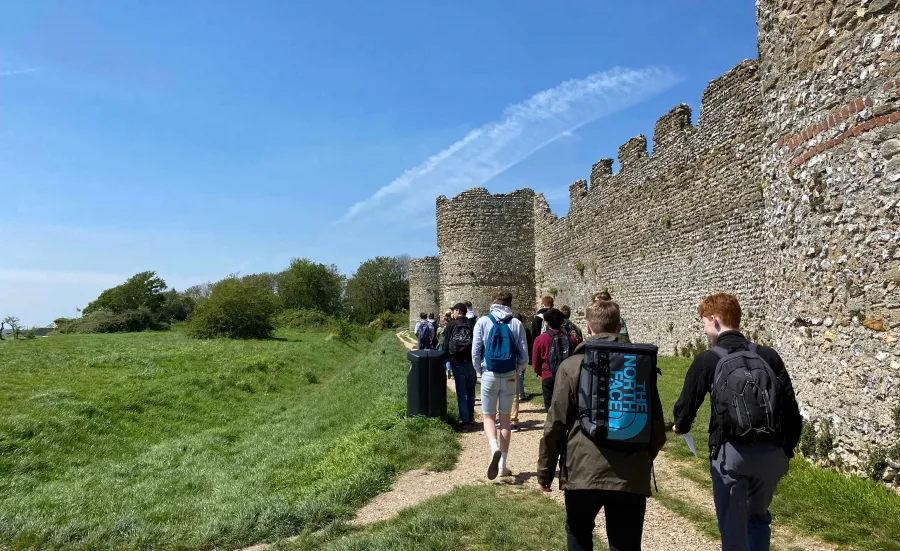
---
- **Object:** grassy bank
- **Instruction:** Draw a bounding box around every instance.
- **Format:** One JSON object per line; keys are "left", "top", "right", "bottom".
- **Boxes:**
{"left": 0, "top": 330, "right": 458, "bottom": 550}
{"left": 275, "top": 485, "right": 574, "bottom": 551}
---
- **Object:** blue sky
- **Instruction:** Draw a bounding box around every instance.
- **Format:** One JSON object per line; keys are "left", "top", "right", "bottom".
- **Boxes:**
{"left": 1, "top": 1, "right": 758, "bottom": 326}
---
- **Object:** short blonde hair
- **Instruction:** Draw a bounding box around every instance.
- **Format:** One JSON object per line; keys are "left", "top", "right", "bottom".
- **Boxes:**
{"left": 586, "top": 300, "right": 620, "bottom": 333}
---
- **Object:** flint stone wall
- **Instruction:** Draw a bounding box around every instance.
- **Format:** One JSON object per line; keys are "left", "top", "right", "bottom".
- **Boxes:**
{"left": 407, "top": 1, "right": 900, "bottom": 472}
{"left": 408, "top": 256, "right": 441, "bottom": 332}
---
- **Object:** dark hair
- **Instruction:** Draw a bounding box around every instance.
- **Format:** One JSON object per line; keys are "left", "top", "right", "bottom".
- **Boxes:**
{"left": 492, "top": 290, "right": 513, "bottom": 306}
{"left": 419, "top": 312, "right": 427, "bottom": 319}
{"left": 541, "top": 295, "right": 554, "bottom": 307}
{"left": 559, "top": 305, "right": 571, "bottom": 318}
{"left": 544, "top": 308, "right": 565, "bottom": 330}
{"left": 452, "top": 302, "right": 467, "bottom": 313}
{"left": 464, "top": 300, "right": 472, "bottom": 308}
{"left": 428, "top": 312, "right": 435, "bottom": 319}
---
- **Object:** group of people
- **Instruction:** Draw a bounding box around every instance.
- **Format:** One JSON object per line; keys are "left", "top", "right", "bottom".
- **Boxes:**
{"left": 417, "top": 289, "right": 802, "bottom": 551}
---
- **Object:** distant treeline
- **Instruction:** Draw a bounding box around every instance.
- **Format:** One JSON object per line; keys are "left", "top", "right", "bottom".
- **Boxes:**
{"left": 55, "top": 255, "right": 410, "bottom": 339}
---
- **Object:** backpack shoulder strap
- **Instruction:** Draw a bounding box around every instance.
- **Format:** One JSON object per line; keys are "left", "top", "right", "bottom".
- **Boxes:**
{"left": 711, "top": 346, "right": 729, "bottom": 359}
{"left": 747, "top": 342, "right": 759, "bottom": 353}
{"left": 487, "top": 313, "right": 496, "bottom": 324}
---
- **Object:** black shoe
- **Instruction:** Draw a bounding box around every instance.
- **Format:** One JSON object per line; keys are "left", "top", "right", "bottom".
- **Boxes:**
{"left": 487, "top": 450, "right": 502, "bottom": 480}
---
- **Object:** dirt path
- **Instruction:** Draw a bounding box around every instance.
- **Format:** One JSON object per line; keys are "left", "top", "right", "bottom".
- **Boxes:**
{"left": 350, "top": 334, "right": 722, "bottom": 549}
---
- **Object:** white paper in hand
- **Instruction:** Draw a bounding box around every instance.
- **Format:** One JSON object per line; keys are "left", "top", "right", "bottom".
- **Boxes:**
{"left": 683, "top": 434, "right": 698, "bottom": 457}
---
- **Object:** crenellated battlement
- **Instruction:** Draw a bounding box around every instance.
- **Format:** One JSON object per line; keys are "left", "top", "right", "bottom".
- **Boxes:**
{"left": 409, "top": 3, "right": 900, "bottom": 474}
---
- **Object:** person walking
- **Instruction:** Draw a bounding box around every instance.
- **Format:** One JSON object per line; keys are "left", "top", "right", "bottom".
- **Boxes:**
{"left": 531, "top": 308, "right": 577, "bottom": 410}
{"left": 465, "top": 300, "right": 476, "bottom": 320}
{"left": 428, "top": 312, "right": 439, "bottom": 349}
{"left": 472, "top": 290, "right": 529, "bottom": 479}
{"left": 529, "top": 295, "right": 554, "bottom": 364}
{"left": 673, "top": 293, "right": 802, "bottom": 551}
{"left": 415, "top": 312, "right": 433, "bottom": 350}
{"left": 559, "top": 305, "right": 584, "bottom": 346}
{"left": 438, "top": 311, "right": 453, "bottom": 379}
{"left": 538, "top": 300, "right": 666, "bottom": 551}
{"left": 443, "top": 303, "right": 478, "bottom": 428}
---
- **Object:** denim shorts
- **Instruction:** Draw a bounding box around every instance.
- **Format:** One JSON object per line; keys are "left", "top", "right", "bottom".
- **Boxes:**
{"left": 480, "top": 369, "right": 518, "bottom": 415}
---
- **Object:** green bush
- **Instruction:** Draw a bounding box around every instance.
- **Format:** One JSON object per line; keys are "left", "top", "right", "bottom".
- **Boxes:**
{"left": 189, "top": 276, "right": 280, "bottom": 339}
{"left": 67, "top": 309, "right": 167, "bottom": 334}
{"left": 337, "top": 317, "right": 354, "bottom": 342}
{"left": 274, "top": 308, "right": 333, "bottom": 329}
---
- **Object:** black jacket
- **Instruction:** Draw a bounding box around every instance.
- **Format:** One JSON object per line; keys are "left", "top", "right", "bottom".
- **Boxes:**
{"left": 442, "top": 317, "right": 474, "bottom": 363}
{"left": 672, "top": 331, "right": 803, "bottom": 457}
{"left": 529, "top": 308, "right": 550, "bottom": 364}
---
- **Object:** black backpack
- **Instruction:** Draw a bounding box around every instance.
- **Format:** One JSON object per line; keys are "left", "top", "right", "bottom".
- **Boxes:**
{"left": 546, "top": 330, "right": 572, "bottom": 376}
{"left": 577, "top": 340, "right": 659, "bottom": 449}
{"left": 710, "top": 343, "right": 780, "bottom": 440}
{"left": 448, "top": 319, "right": 474, "bottom": 357}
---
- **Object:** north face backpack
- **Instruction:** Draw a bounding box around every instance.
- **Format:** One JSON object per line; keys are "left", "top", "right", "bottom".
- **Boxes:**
{"left": 448, "top": 319, "right": 474, "bottom": 357}
{"left": 546, "top": 330, "right": 572, "bottom": 377}
{"left": 710, "top": 343, "right": 780, "bottom": 440}
{"left": 484, "top": 314, "right": 517, "bottom": 373}
{"left": 578, "top": 340, "right": 659, "bottom": 449}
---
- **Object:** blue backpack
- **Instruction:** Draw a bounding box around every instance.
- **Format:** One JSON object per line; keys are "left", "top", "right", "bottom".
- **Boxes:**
{"left": 484, "top": 314, "right": 517, "bottom": 373}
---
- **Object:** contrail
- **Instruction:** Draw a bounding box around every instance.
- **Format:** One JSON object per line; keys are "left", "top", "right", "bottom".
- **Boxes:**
{"left": 337, "top": 66, "right": 680, "bottom": 223}
{"left": 0, "top": 68, "right": 40, "bottom": 77}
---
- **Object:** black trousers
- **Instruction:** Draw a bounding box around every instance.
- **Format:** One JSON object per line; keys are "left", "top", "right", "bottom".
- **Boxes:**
{"left": 541, "top": 376, "right": 556, "bottom": 409}
{"left": 564, "top": 489, "right": 647, "bottom": 551}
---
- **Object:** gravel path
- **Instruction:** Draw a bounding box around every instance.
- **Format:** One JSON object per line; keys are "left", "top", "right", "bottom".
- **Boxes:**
{"left": 350, "top": 334, "right": 723, "bottom": 550}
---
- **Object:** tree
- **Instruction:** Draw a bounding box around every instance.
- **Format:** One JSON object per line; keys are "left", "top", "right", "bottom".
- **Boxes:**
{"left": 344, "top": 255, "right": 410, "bottom": 322}
{"left": 277, "top": 258, "right": 345, "bottom": 316}
{"left": 84, "top": 271, "right": 168, "bottom": 315}
{"left": 189, "top": 275, "right": 280, "bottom": 339}
{"left": 157, "top": 290, "right": 195, "bottom": 322}
{"left": 184, "top": 282, "right": 213, "bottom": 300}
{"left": 3, "top": 316, "right": 21, "bottom": 339}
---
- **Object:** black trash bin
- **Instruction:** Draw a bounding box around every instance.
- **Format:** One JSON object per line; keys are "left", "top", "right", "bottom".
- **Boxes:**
{"left": 406, "top": 349, "right": 448, "bottom": 420}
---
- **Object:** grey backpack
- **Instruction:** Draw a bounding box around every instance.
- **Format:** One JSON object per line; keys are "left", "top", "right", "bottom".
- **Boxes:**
{"left": 711, "top": 343, "right": 781, "bottom": 440}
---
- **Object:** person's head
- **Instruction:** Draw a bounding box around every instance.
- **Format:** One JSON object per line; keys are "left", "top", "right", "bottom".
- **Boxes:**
{"left": 698, "top": 293, "right": 741, "bottom": 340}
{"left": 419, "top": 312, "right": 427, "bottom": 320}
{"left": 593, "top": 290, "right": 612, "bottom": 303}
{"left": 492, "top": 290, "right": 513, "bottom": 306}
{"left": 559, "top": 305, "right": 572, "bottom": 320}
{"left": 464, "top": 300, "right": 473, "bottom": 312}
{"left": 443, "top": 311, "right": 452, "bottom": 324}
{"left": 428, "top": 312, "right": 435, "bottom": 320}
{"left": 586, "top": 300, "right": 621, "bottom": 334}
{"left": 544, "top": 308, "right": 565, "bottom": 330}
{"left": 541, "top": 295, "right": 554, "bottom": 308}
{"left": 452, "top": 302, "right": 467, "bottom": 318}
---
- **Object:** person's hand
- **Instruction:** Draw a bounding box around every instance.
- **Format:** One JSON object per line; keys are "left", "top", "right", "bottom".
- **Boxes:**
{"left": 539, "top": 483, "right": 552, "bottom": 493}
{"left": 672, "top": 425, "right": 682, "bottom": 435}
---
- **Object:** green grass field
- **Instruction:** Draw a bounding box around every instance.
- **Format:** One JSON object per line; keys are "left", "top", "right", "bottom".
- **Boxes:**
{"left": 0, "top": 329, "right": 458, "bottom": 550}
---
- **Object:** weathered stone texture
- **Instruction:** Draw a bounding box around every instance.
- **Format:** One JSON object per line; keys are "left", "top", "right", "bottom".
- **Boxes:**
{"left": 408, "top": 1, "right": 900, "bottom": 470}
{"left": 534, "top": 61, "right": 769, "bottom": 358}
{"left": 408, "top": 256, "right": 440, "bottom": 331}
{"left": 758, "top": 0, "right": 900, "bottom": 471}
{"left": 436, "top": 188, "right": 536, "bottom": 318}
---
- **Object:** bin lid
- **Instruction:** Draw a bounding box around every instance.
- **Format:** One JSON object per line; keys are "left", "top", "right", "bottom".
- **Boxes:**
{"left": 406, "top": 349, "right": 448, "bottom": 361}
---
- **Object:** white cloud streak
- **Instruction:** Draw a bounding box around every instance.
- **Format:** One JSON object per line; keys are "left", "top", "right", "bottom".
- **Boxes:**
{"left": 337, "top": 66, "right": 680, "bottom": 223}
{"left": 0, "top": 67, "right": 41, "bottom": 77}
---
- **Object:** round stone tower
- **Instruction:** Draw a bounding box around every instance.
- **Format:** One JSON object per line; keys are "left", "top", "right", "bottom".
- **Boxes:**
{"left": 436, "top": 188, "right": 537, "bottom": 318}
{"left": 408, "top": 256, "right": 441, "bottom": 331}
{"left": 757, "top": 0, "right": 900, "bottom": 470}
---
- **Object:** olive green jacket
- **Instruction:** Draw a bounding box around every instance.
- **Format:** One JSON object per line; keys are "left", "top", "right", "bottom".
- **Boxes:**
{"left": 536, "top": 332, "right": 666, "bottom": 496}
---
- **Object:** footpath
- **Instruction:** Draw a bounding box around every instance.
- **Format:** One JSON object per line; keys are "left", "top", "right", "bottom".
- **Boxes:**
{"left": 348, "top": 332, "right": 839, "bottom": 551}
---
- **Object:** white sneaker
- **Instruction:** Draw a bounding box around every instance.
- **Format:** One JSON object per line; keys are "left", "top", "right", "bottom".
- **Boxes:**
{"left": 487, "top": 450, "right": 502, "bottom": 480}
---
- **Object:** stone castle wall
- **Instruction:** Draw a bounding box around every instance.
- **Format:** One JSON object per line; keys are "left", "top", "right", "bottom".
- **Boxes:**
{"left": 534, "top": 60, "right": 769, "bottom": 356}
{"left": 408, "top": 1, "right": 900, "bottom": 469}
{"left": 757, "top": 0, "right": 900, "bottom": 471}
{"left": 408, "top": 256, "right": 440, "bottom": 331}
